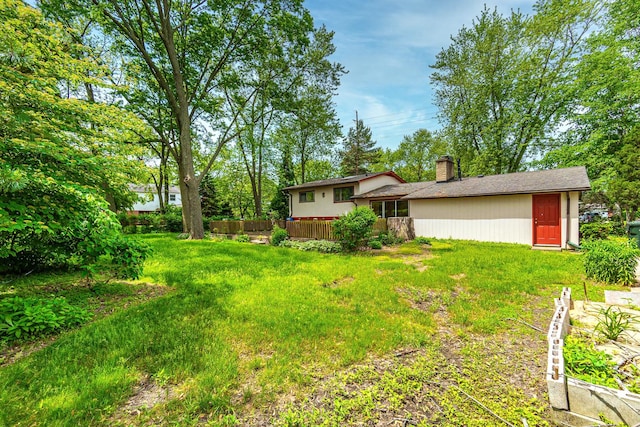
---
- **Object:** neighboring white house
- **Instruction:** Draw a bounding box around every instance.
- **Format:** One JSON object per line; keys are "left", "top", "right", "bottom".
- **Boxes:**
{"left": 129, "top": 184, "right": 182, "bottom": 214}
{"left": 284, "top": 157, "right": 591, "bottom": 249}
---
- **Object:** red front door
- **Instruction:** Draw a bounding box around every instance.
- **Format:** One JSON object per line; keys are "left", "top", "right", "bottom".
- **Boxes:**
{"left": 533, "top": 194, "right": 561, "bottom": 245}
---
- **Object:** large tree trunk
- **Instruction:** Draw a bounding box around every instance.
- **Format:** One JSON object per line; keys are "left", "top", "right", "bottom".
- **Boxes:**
{"left": 177, "top": 113, "right": 204, "bottom": 239}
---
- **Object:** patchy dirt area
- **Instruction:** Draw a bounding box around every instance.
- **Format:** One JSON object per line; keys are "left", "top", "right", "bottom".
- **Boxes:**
{"left": 238, "top": 292, "right": 553, "bottom": 426}
{"left": 110, "top": 375, "right": 181, "bottom": 424}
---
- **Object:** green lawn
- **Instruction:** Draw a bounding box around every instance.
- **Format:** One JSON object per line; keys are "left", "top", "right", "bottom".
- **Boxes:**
{"left": 0, "top": 235, "right": 616, "bottom": 426}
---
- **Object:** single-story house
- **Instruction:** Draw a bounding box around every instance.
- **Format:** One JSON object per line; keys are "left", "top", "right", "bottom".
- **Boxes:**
{"left": 129, "top": 184, "right": 182, "bottom": 214}
{"left": 284, "top": 157, "right": 591, "bottom": 249}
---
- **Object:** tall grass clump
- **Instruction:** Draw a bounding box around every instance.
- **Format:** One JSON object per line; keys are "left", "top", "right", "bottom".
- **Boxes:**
{"left": 582, "top": 239, "right": 640, "bottom": 285}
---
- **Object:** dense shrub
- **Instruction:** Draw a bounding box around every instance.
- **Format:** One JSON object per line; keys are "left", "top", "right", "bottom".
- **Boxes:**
{"left": 279, "top": 239, "right": 341, "bottom": 253}
{"left": 369, "top": 239, "right": 382, "bottom": 249}
{"left": 582, "top": 239, "right": 640, "bottom": 285}
{"left": 332, "top": 207, "right": 378, "bottom": 252}
{"left": 270, "top": 225, "right": 288, "bottom": 246}
{"left": 580, "top": 222, "right": 613, "bottom": 240}
{"left": 0, "top": 297, "right": 91, "bottom": 343}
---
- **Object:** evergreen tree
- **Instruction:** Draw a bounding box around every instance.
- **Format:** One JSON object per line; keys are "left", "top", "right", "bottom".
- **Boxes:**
{"left": 200, "top": 175, "right": 232, "bottom": 218}
{"left": 270, "top": 146, "right": 296, "bottom": 219}
{"left": 340, "top": 118, "right": 380, "bottom": 175}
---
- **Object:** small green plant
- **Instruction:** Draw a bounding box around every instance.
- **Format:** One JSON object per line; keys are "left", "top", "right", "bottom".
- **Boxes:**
{"left": 369, "top": 239, "right": 382, "bottom": 250}
{"left": 271, "top": 225, "right": 289, "bottom": 246}
{"left": 563, "top": 336, "right": 618, "bottom": 389}
{"left": 415, "top": 236, "right": 431, "bottom": 245}
{"left": 582, "top": 239, "right": 640, "bottom": 285}
{"left": 236, "top": 234, "right": 251, "bottom": 243}
{"left": 377, "top": 230, "right": 404, "bottom": 246}
{"left": 0, "top": 296, "right": 92, "bottom": 343}
{"left": 595, "top": 306, "right": 637, "bottom": 341}
{"left": 279, "top": 240, "right": 341, "bottom": 253}
{"left": 332, "top": 207, "right": 378, "bottom": 252}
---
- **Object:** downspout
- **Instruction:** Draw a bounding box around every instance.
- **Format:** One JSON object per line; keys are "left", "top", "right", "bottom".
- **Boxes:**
{"left": 285, "top": 190, "right": 292, "bottom": 219}
{"left": 566, "top": 192, "right": 571, "bottom": 249}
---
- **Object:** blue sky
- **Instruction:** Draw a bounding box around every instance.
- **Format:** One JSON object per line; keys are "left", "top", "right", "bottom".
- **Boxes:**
{"left": 305, "top": 0, "right": 535, "bottom": 150}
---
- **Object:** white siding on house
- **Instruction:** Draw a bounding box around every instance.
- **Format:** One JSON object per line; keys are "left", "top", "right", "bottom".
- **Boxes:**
{"left": 358, "top": 175, "right": 402, "bottom": 194}
{"left": 131, "top": 188, "right": 181, "bottom": 212}
{"left": 289, "top": 184, "right": 355, "bottom": 218}
{"left": 563, "top": 191, "right": 581, "bottom": 246}
{"left": 288, "top": 174, "right": 404, "bottom": 219}
{"left": 411, "top": 192, "right": 582, "bottom": 247}
{"left": 411, "top": 195, "right": 533, "bottom": 245}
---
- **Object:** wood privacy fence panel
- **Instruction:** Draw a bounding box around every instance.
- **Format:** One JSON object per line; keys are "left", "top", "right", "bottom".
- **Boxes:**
{"left": 285, "top": 218, "right": 387, "bottom": 240}
{"left": 373, "top": 218, "right": 388, "bottom": 234}
{"left": 210, "top": 220, "right": 285, "bottom": 234}
{"left": 286, "top": 220, "right": 335, "bottom": 240}
{"left": 211, "top": 218, "right": 387, "bottom": 240}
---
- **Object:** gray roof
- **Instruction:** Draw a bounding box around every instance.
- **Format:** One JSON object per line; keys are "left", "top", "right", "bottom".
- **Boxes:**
{"left": 355, "top": 166, "right": 590, "bottom": 200}
{"left": 402, "top": 166, "right": 590, "bottom": 200}
{"left": 283, "top": 171, "right": 404, "bottom": 191}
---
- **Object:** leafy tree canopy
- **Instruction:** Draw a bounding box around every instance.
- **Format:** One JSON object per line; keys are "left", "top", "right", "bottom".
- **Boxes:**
{"left": 0, "top": 0, "right": 148, "bottom": 273}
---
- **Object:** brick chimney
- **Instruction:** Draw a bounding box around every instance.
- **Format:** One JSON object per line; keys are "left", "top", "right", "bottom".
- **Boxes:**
{"left": 436, "top": 156, "right": 455, "bottom": 183}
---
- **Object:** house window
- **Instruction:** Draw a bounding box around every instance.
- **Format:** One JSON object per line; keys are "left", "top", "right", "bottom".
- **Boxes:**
{"left": 334, "top": 186, "right": 354, "bottom": 202}
{"left": 370, "top": 200, "right": 409, "bottom": 218}
{"left": 371, "top": 201, "right": 383, "bottom": 217}
{"left": 169, "top": 194, "right": 177, "bottom": 202}
{"left": 299, "top": 191, "right": 315, "bottom": 203}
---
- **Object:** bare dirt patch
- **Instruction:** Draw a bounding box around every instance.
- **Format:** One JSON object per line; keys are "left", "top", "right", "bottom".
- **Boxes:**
{"left": 110, "top": 376, "right": 179, "bottom": 424}
{"left": 238, "top": 289, "right": 553, "bottom": 426}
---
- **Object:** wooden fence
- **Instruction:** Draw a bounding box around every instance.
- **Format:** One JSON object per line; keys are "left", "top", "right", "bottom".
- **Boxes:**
{"left": 285, "top": 220, "right": 335, "bottom": 240}
{"left": 210, "top": 218, "right": 388, "bottom": 240}
{"left": 209, "top": 220, "right": 285, "bottom": 234}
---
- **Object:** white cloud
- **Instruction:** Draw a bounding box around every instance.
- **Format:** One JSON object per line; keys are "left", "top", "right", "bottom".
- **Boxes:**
{"left": 305, "top": 0, "right": 535, "bottom": 150}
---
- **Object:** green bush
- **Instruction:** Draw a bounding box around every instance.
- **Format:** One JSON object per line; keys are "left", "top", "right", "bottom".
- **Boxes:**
{"left": 279, "top": 239, "right": 341, "bottom": 253}
{"left": 270, "top": 225, "right": 288, "bottom": 246}
{"left": 332, "top": 207, "right": 378, "bottom": 252}
{"left": 582, "top": 239, "right": 640, "bottom": 285}
{"left": 236, "top": 234, "right": 250, "bottom": 243}
{"left": 415, "top": 236, "right": 431, "bottom": 245}
{"left": 564, "top": 336, "right": 618, "bottom": 389}
{"left": 369, "top": 239, "right": 382, "bottom": 249}
{"left": 378, "top": 230, "right": 404, "bottom": 246}
{"left": 163, "top": 213, "right": 184, "bottom": 232}
{"left": 580, "top": 222, "right": 613, "bottom": 240}
{"left": 0, "top": 297, "right": 91, "bottom": 343}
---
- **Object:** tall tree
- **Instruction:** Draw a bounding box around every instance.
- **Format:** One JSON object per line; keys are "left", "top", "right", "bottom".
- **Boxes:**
{"left": 374, "top": 129, "right": 447, "bottom": 182}
{"left": 0, "top": 0, "right": 147, "bottom": 271}
{"left": 340, "top": 117, "right": 380, "bottom": 176}
{"left": 430, "top": 0, "right": 599, "bottom": 175}
{"left": 46, "top": 0, "right": 319, "bottom": 239}
{"left": 542, "top": 0, "right": 640, "bottom": 218}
